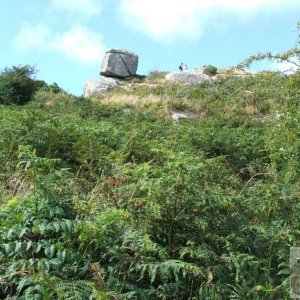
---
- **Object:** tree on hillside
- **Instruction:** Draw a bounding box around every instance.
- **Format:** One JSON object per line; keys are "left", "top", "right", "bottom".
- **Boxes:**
{"left": 237, "top": 22, "right": 300, "bottom": 72}
{"left": 0, "top": 65, "right": 46, "bottom": 105}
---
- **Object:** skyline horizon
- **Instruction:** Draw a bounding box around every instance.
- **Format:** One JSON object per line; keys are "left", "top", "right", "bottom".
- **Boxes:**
{"left": 0, "top": 0, "right": 299, "bottom": 95}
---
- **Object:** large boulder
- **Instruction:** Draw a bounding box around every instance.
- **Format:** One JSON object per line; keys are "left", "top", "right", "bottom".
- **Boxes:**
{"left": 165, "top": 71, "right": 211, "bottom": 84}
{"left": 100, "top": 48, "right": 138, "bottom": 78}
{"left": 83, "top": 77, "right": 120, "bottom": 97}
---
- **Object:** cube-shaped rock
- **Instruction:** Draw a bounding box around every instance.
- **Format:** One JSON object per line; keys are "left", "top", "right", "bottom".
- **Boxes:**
{"left": 100, "top": 48, "right": 138, "bottom": 78}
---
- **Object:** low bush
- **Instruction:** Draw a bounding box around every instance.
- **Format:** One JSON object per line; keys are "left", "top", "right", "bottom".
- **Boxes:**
{"left": 0, "top": 65, "right": 45, "bottom": 105}
{"left": 203, "top": 64, "right": 218, "bottom": 76}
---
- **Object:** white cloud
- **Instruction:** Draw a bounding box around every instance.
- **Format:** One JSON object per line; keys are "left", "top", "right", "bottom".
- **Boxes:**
{"left": 121, "top": 0, "right": 203, "bottom": 39}
{"left": 275, "top": 61, "right": 299, "bottom": 74}
{"left": 54, "top": 26, "right": 105, "bottom": 63}
{"left": 120, "top": 0, "right": 300, "bottom": 40}
{"left": 52, "top": 0, "right": 102, "bottom": 17}
{"left": 14, "top": 23, "right": 105, "bottom": 64}
{"left": 14, "top": 23, "right": 51, "bottom": 50}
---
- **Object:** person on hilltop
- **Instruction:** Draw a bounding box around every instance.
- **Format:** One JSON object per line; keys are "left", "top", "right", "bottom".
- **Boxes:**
{"left": 179, "top": 63, "right": 188, "bottom": 71}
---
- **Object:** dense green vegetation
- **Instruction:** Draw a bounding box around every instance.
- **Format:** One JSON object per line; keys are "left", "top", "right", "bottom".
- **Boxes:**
{"left": 0, "top": 40, "right": 299, "bottom": 298}
{"left": 0, "top": 65, "right": 62, "bottom": 105}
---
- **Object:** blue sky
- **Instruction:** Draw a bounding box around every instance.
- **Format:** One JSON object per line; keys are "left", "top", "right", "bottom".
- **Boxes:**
{"left": 0, "top": 0, "right": 299, "bottom": 95}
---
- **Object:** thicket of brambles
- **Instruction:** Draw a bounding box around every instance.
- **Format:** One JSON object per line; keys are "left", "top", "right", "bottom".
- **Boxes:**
{"left": 0, "top": 28, "right": 299, "bottom": 299}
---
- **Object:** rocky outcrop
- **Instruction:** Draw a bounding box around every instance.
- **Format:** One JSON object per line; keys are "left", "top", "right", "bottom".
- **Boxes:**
{"left": 83, "top": 77, "right": 120, "bottom": 97}
{"left": 165, "top": 71, "right": 211, "bottom": 84}
{"left": 83, "top": 48, "right": 139, "bottom": 97}
{"left": 171, "top": 111, "right": 189, "bottom": 121}
{"left": 100, "top": 48, "right": 139, "bottom": 78}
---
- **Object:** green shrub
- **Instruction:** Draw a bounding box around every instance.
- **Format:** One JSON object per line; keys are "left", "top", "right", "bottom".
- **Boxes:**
{"left": 0, "top": 65, "right": 45, "bottom": 105}
{"left": 39, "top": 82, "right": 63, "bottom": 94}
{"left": 267, "top": 85, "right": 300, "bottom": 181}
{"left": 203, "top": 65, "right": 218, "bottom": 76}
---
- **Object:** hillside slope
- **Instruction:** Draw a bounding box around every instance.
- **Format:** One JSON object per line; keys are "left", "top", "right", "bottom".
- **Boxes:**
{"left": 0, "top": 71, "right": 299, "bottom": 299}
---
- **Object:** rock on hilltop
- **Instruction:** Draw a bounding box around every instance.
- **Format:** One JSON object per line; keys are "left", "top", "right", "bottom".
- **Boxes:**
{"left": 100, "top": 48, "right": 139, "bottom": 78}
{"left": 83, "top": 77, "right": 120, "bottom": 98}
{"left": 165, "top": 71, "right": 211, "bottom": 84}
{"left": 84, "top": 48, "right": 139, "bottom": 97}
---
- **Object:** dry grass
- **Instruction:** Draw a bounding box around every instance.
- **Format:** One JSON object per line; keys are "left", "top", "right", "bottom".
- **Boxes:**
{"left": 92, "top": 92, "right": 174, "bottom": 117}
{"left": 95, "top": 93, "right": 164, "bottom": 107}
{"left": 144, "top": 71, "right": 169, "bottom": 84}
{"left": 3, "top": 172, "right": 32, "bottom": 199}
{"left": 243, "top": 105, "right": 259, "bottom": 115}
{"left": 91, "top": 90, "right": 210, "bottom": 119}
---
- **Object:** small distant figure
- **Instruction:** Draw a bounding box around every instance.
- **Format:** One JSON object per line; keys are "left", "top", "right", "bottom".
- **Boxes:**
{"left": 179, "top": 63, "right": 188, "bottom": 71}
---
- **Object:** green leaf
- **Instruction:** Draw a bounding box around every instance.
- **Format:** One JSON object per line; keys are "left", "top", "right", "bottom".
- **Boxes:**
{"left": 26, "top": 241, "right": 33, "bottom": 251}
{"left": 53, "top": 222, "right": 60, "bottom": 233}
{"left": 38, "top": 224, "right": 46, "bottom": 234}
{"left": 19, "top": 227, "right": 29, "bottom": 238}
{"left": 4, "top": 243, "right": 13, "bottom": 256}
{"left": 61, "top": 249, "right": 67, "bottom": 263}
{"left": 7, "top": 229, "right": 14, "bottom": 239}
{"left": 35, "top": 243, "right": 42, "bottom": 254}
{"left": 15, "top": 241, "right": 22, "bottom": 253}
{"left": 50, "top": 245, "right": 56, "bottom": 258}
{"left": 65, "top": 220, "right": 73, "bottom": 233}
